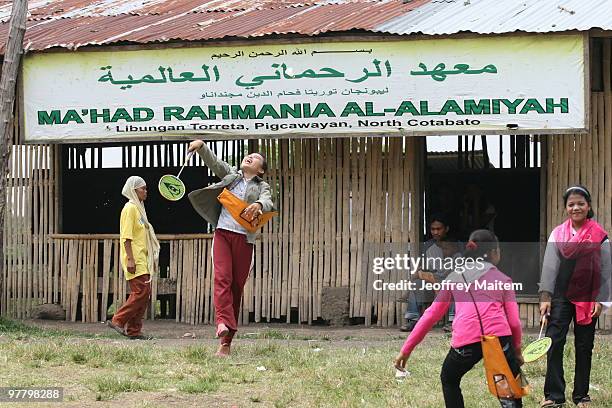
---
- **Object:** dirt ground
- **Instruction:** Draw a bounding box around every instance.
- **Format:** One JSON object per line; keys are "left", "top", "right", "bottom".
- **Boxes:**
{"left": 21, "top": 319, "right": 427, "bottom": 346}
{"left": 23, "top": 318, "right": 608, "bottom": 339}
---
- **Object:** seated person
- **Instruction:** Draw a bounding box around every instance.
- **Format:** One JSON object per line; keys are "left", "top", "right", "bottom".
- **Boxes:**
{"left": 419, "top": 237, "right": 461, "bottom": 332}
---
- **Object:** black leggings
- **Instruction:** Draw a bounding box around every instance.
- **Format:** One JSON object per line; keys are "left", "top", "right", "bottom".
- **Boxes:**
{"left": 440, "top": 336, "right": 523, "bottom": 408}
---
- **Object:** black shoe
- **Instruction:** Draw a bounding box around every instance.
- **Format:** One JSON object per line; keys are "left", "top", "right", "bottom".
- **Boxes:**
{"left": 400, "top": 320, "right": 418, "bottom": 332}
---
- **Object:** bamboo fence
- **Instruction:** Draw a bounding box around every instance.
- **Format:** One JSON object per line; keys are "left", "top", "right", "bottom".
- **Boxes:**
{"left": 1, "top": 136, "right": 426, "bottom": 327}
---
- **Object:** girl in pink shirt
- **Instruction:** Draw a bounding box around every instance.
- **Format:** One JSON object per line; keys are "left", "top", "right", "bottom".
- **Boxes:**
{"left": 394, "top": 229, "right": 524, "bottom": 408}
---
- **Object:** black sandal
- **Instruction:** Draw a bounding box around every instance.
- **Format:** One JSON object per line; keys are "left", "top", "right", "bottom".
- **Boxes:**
{"left": 575, "top": 396, "right": 591, "bottom": 407}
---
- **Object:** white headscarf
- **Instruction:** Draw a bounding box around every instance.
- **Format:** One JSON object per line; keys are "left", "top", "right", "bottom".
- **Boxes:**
{"left": 121, "top": 176, "right": 160, "bottom": 277}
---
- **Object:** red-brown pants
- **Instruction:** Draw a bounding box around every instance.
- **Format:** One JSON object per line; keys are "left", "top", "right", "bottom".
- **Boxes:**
{"left": 112, "top": 274, "right": 151, "bottom": 336}
{"left": 213, "top": 229, "right": 253, "bottom": 344}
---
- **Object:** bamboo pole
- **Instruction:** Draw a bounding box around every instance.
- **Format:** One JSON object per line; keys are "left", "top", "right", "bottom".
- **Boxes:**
{"left": 72, "top": 239, "right": 82, "bottom": 321}
{"left": 203, "top": 239, "right": 211, "bottom": 324}
{"left": 25, "top": 145, "right": 32, "bottom": 318}
{"left": 93, "top": 240, "right": 99, "bottom": 321}
{"left": 568, "top": 134, "right": 576, "bottom": 185}
{"left": 540, "top": 137, "right": 548, "bottom": 244}
{"left": 81, "top": 239, "right": 89, "bottom": 322}
{"left": 194, "top": 239, "right": 201, "bottom": 323}
{"left": 551, "top": 138, "right": 559, "bottom": 226}
{"left": 325, "top": 139, "right": 334, "bottom": 289}
{"left": 392, "top": 137, "right": 404, "bottom": 325}
{"left": 197, "top": 239, "right": 205, "bottom": 323}
{"left": 592, "top": 100, "right": 600, "bottom": 214}
{"left": 33, "top": 147, "right": 40, "bottom": 304}
{"left": 101, "top": 240, "right": 111, "bottom": 321}
{"left": 60, "top": 239, "right": 67, "bottom": 317}
{"left": 290, "top": 140, "right": 301, "bottom": 317}
{"left": 306, "top": 139, "right": 315, "bottom": 323}
{"left": 280, "top": 140, "right": 289, "bottom": 320}
{"left": 114, "top": 238, "right": 121, "bottom": 315}
{"left": 603, "top": 39, "right": 612, "bottom": 232}
{"left": 545, "top": 137, "right": 552, "bottom": 234}
{"left": 354, "top": 137, "right": 366, "bottom": 318}
{"left": 315, "top": 137, "right": 323, "bottom": 315}
{"left": 43, "top": 147, "right": 50, "bottom": 303}
{"left": 585, "top": 104, "right": 594, "bottom": 216}
{"left": 341, "top": 138, "right": 350, "bottom": 291}
{"left": 597, "top": 93, "right": 605, "bottom": 218}
{"left": 189, "top": 240, "right": 195, "bottom": 324}
{"left": 298, "top": 139, "right": 307, "bottom": 323}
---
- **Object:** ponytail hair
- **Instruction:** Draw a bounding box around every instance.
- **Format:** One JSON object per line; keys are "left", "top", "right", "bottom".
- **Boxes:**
{"left": 463, "top": 229, "right": 499, "bottom": 261}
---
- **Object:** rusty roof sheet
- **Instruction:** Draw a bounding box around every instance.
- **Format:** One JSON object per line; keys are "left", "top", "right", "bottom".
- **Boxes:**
{"left": 0, "top": 0, "right": 431, "bottom": 52}
{"left": 0, "top": 0, "right": 416, "bottom": 20}
{"left": 0, "top": 0, "right": 610, "bottom": 53}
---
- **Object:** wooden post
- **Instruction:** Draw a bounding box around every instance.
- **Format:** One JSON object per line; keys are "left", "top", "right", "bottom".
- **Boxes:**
{"left": 0, "top": 0, "right": 27, "bottom": 314}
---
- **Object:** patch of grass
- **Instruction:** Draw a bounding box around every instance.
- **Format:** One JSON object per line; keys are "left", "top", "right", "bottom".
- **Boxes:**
{"left": 238, "top": 329, "right": 318, "bottom": 341}
{"left": 234, "top": 375, "right": 257, "bottom": 384}
{"left": 31, "top": 344, "right": 60, "bottom": 362}
{"left": 179, "top": 374, "right": 221, "bottom": 394}
{"left": 0, "top": 321, "right": 611, "bottom": 407}
{"left": 0, "top": 317, "right": 113, "bottom": 339}
{"left": 179, "top": 345, "right": 214, "bottom": 364}
{"left": 111, "top": 346, "right": 154, "bottom": 365}
{"left": 70, "top": 352, "right": 87, "bottom": 364}
{"left": 91, "top": 376, "right": 152, "bottom": 400}
{"left": 251, "top": 342, "right": 280, "bottom": 357}
{"left": 256, "top": 329, "right": 287, "bottom": 339}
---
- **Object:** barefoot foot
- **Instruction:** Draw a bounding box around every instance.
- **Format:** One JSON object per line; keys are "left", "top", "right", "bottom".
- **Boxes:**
{"left": 215, "top": 343, "right": 231, "bottom": 357}
{"left": 216, "top": 323, "right": 229, "bottom": 338}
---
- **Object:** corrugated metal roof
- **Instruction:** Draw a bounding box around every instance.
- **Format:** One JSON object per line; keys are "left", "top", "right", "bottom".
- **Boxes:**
{"left": 0, "top": 0, "right": 610, "bottom": 53}
{"left": 0, "top": 0, "right": 431, "bottom": 52}
{"left": 378, "top": 0, "right": 612, "bottom": 35}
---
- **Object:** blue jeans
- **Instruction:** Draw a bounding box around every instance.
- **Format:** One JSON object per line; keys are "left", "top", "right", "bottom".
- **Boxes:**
{"left": 404, "top": 292, "right": 455, "bottom": 322}
{"left": 404, "top": 290, "right": 420, "bottom": 321}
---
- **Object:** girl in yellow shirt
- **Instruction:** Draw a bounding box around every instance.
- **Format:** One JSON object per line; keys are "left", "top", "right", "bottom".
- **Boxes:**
{"left": 108, "top": 176, "right": 160, "bottom": 339}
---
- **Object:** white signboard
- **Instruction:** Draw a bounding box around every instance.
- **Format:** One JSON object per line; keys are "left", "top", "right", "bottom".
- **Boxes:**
{"left": 22, "top": 34, "right": 587, "bottom": 142}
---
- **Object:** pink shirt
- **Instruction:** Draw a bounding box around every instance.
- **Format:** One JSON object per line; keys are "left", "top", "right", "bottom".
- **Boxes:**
{"left": 401, "top": 266, "right": 522, "bottom": 356}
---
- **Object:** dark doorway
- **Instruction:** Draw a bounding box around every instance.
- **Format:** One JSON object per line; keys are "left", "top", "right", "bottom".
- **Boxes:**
{"left": 425, "top": 137, "right": 542, "bottom": 295}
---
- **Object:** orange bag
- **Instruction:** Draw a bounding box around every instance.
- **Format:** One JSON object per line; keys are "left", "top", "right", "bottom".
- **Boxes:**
{"left": 461, "top": 274, "right": 530, "bottom": 400}
{"left": 481, "top": 335, "right": 530, "bottom": 399}
{"left": 217, "top": 188, "right": 277, "bottom": 233}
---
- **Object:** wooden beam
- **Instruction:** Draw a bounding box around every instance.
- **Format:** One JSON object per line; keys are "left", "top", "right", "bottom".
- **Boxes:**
{"left": 50, "top": 233, "right": 215, "bottom": 240}
{"left": 0, "top": 0, "right": 27, "bottom": 315}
